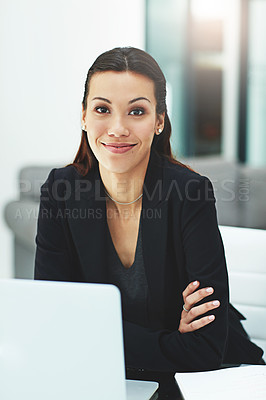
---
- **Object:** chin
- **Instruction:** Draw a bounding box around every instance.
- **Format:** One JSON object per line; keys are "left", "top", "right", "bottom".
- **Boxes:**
{"left": 99, "top": 151, "right": 150, "bottom": 175}
{"left": 100, "top": 158, "right": 136, "bottom": 174}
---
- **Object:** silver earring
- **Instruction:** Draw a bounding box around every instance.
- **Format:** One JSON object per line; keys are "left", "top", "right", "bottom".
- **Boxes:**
{"left": 82, "top": 125, "right": 86, "bottom": 131}
{"left": 158, "top": 128, "right": 163, "bottom": 134}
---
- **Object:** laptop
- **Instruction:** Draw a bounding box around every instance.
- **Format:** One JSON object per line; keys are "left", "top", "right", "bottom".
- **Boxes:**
{"left": 0, "top": 279, "right": 158, "bottom": 400}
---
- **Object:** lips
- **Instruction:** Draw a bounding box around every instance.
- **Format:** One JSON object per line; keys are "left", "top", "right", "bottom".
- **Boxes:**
{"left": 101, "top": 142, "right": 137, "bottom": 154}
{"left": 102, "top": 143, "right": 137, "bottom": 148}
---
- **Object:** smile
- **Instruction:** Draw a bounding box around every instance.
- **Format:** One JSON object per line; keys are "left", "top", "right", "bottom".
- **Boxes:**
{"left": 101, "top": 143, "right": 137, "bottom": 154}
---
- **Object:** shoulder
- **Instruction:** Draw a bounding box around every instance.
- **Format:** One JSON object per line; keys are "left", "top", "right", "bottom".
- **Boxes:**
{"left": 162, "top": 157, "right": 214, "bottom": 202}
{"left": 163, "top": 157, "right": 201, "bottom": 181}
{"left": 47, "top": 164, "right": 82, "bottom": 182}
{"left": 44, "top": 164, "right": 96, "bottom": 185}
{"left": 41, "top": 164, "right": 97, "bottom": 200}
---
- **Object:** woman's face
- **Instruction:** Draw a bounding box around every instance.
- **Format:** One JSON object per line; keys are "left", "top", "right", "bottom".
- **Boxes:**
{"left": 82, "top": 71, "right": 164, "bottom": 175}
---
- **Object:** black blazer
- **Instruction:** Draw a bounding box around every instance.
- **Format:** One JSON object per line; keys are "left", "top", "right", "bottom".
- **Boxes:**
{"left": 34, "top": 149, "right": 263, "bottom": 372}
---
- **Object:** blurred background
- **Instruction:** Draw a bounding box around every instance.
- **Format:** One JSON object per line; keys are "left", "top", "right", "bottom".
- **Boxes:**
{"left": 1, "top": 0, "right": 266, "bottom": 279}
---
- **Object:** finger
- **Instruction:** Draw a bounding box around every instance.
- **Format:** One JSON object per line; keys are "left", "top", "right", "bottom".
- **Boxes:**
{"left": 186, "top": 315, "right": 216, "bottom": 333}
{"left": 184, "top": 287, "right": 214, "bottom": 310}
{"left": 185, "top": 300, "right": 220, "bottom": 324}
{"left": 182, "top": 280, "right": 200, "bottom": 302}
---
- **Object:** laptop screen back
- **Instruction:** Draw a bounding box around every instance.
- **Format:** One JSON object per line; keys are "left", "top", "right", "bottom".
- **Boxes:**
{"left": 0, "top": 279, "right": 127, "bottom": 400}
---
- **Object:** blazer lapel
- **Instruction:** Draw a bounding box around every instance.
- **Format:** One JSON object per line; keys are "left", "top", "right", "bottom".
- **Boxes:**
{"left": 65, "top": 166, "right": 109, "bottom": 283}
{"left": 141, "top": 150, "right": 169, "bottom": 326}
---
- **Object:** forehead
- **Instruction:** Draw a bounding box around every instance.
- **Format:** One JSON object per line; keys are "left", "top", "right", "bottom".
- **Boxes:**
{"left": 87, "top": 71, "right": 156, "bottom": 102}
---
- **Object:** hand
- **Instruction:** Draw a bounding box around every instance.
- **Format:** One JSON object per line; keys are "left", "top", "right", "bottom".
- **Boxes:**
{"left": 178, "top": 281, "right": 220, "bottom": 334}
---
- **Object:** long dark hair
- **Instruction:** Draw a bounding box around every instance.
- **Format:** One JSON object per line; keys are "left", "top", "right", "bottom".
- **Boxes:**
{"left": 71, "top": 47, "right": 186, "bottom": 176}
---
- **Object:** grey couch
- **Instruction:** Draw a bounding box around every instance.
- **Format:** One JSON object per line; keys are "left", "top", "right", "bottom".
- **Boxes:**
{"left": 4, "top": 158, "right": 266, "bottom": 279}
{"left": 181, "top": 157, "right": 266, "bottom": 230}
{"left": 4, "top": 166, "right": 55, "bottom": 279}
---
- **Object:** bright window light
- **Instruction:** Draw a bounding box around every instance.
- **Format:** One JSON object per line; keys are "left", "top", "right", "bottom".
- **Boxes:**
{"left": 191, "top": 0, "right": 228, "bottom": 20}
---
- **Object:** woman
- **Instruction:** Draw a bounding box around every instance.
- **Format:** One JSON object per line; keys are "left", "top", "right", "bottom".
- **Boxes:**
{"left": 34, "top": 47, "right": 264, "bottom": 399}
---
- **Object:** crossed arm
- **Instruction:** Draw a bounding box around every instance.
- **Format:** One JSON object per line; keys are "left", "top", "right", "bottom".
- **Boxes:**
{"left": 179, "top": 280, "right": 220, "bottom": 334}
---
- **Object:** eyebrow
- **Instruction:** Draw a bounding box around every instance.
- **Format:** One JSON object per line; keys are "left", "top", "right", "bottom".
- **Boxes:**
{"left": 92, "top": 97, "right": 111, "bottom": 104}
{"left": 129, "top": 97, "right": 151, "bottom": 104}
{"left": 91, "top": 96, "right": 151, "bottom": 104}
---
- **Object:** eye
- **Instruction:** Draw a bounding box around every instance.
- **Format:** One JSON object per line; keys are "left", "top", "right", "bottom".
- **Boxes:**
{"left": 95, "top": 106, "right": 110, "bottom": 114}
{"left": 129, "top": 108, "right": 145, "bottom": 116}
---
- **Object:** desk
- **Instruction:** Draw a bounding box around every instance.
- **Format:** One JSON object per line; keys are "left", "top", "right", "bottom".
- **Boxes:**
{"left": 126, "top": 380, "right": 159, "bottom": 400}
{"left": 175, "top": 365, "right": 266, "bottom": 400}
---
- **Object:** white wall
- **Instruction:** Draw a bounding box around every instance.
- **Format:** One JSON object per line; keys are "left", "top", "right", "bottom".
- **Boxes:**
{"left": 0, "top": 0, "right": 145, "bottom": 278}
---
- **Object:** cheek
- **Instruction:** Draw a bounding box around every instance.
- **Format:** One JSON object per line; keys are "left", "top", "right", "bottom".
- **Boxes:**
{"left": 133, "top": 120, "right": 156, "bottom": 140}
{"left": 87, "top": 120, "right": 107, "bottom": 139}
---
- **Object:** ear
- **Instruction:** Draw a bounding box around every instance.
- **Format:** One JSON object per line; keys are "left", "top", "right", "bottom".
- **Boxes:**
{"left": 81, "top": 104, "right": 86, "bottom": 127}
{"left": 155, "top": 112, "right": 165, "bottom": 135}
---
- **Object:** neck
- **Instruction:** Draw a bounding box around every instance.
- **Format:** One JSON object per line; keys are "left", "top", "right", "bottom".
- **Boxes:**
{"left": 99, "top": 158, "right": 148, "bottom": 217}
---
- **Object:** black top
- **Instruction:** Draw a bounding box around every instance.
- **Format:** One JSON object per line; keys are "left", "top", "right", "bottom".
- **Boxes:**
{"left": 34, "top": 148, "right": 264, "bottom": 374}
{"left": 107, "top": 218, "right": 149, "bottom": 327}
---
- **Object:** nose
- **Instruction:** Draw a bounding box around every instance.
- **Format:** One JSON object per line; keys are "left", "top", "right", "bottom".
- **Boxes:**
{"left": 108, "top": 115, "right": 129, "bottom": 137}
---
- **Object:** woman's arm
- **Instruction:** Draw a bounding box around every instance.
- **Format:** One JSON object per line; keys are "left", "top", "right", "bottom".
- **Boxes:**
{"left": 34, "top": 169, "right": 73, "bottom": 281}
{"left": 123, "top": 176, "right": 229, "bottom": 372}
